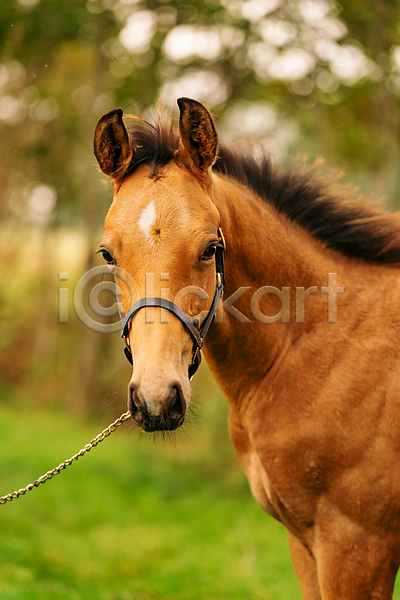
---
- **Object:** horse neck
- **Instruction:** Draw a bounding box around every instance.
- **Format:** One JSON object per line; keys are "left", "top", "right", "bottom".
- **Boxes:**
{"left": 204, "top": 173, "right": 338, "bottom": 406}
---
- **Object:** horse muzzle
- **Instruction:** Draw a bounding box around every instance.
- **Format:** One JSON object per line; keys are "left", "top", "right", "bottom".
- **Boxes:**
{"left": 128, "top": 381, "right": 186, "bottom": 432}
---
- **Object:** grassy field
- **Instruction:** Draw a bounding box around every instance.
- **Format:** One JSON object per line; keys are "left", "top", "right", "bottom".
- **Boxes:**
{"left": 1, "top": 381, "right": 400, "bottom": 600}
{"left": 0, "top": 377, "right": 302, "bottom": 600}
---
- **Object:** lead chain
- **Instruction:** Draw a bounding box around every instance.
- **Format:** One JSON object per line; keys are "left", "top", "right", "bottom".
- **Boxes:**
{"left": 0, "top": 411, "right": 132, "bottom": 505}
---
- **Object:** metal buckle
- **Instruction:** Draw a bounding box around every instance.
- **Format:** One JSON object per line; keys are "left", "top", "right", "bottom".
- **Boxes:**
{"left": 218, "top": 227, "right": 226, "bottom": 251}
{"left": 189, "top": 346, "right": 203, "bottom": 381}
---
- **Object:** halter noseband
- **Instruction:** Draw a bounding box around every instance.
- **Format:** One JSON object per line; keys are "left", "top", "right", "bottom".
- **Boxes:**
{"left": 121, "top": 229, "right": 225, "bottom": 380}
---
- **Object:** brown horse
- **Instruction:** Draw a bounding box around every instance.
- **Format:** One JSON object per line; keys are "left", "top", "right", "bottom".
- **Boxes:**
{"left": 93, "top": 98, "right": 400, "bottom": 599}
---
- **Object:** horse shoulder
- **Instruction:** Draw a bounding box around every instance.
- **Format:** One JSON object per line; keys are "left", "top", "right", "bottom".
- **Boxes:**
{"left": 228, "top": 403, "right": 315, "bottom": 543}
{"left": 228, "top": 405, "right": 283, "bottom": 519}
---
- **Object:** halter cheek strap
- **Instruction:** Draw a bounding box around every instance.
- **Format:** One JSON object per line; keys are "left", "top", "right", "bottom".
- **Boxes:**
{"left": 121, "top": 229, "right": 225, "bottom": 380}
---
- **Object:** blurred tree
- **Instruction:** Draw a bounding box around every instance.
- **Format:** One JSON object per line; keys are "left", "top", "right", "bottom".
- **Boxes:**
{"left": 1, "top": 0, "right": 400, "bottom": 226}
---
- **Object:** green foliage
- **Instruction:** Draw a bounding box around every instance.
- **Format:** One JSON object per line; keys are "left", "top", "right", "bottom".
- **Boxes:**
{"left": 1, "top": 0, "right": 400, "bottom": 227}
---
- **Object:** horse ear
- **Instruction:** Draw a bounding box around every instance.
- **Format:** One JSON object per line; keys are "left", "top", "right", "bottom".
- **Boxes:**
{"left": 93, "top": 108, "right": 132, "bottom": 177}
{"left": 177, "top": 97, "right": 218, "bottom": 173}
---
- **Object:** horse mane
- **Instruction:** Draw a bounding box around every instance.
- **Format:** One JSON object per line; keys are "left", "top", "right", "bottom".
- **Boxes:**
{"left": 122, "top": 117, "right": 400, "bottom": 265}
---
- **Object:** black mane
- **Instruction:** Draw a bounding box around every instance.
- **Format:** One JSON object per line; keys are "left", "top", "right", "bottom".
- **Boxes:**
{"left": 121, "top": 118, "right": 400, "bottom": 265}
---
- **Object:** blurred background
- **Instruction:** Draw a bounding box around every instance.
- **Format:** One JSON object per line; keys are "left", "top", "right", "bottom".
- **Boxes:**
{"left": 1, "top": 1, "right": 400, "bottom": 599}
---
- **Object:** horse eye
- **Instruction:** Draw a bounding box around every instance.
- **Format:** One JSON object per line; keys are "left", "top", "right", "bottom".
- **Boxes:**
{"left": 200, "top": 244, "right": 217, "bottom": 261}
{"left": 100, "top": 249, "right": 115, "bottom": 265}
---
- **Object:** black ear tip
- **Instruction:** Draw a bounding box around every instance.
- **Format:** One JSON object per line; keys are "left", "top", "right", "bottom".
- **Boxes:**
{"left": 97, "top": 108, "right": 123, "bottom": 127}
{"left": 177, "top": 97, "right": 205, "bottom": 111}
{"left": 177, "top": 97, "right": 189, "bottom": 110}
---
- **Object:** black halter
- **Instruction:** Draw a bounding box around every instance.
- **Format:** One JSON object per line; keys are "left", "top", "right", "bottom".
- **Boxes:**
{"left": 121, "top": 229, "right": 225, "bottom": 380}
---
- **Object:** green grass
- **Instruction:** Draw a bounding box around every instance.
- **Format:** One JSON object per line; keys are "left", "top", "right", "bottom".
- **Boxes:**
{"left": 0, "top": 385, "right": 301, "bottom": 600}
{"left": 1, "top": 387, "right": 400, "bottom": 600}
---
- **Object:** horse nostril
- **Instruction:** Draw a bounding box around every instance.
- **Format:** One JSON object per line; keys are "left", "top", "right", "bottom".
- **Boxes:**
{"left": 168, "top": 385, "right": 185, "bottom": 420}
{"left": 128, "top": 385, "right": 143, "bottom": 423}
{"left": 170, "top": 396, "right": 180, "bottom": 416}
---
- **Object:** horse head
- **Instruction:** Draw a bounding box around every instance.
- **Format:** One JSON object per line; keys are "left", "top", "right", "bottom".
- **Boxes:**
{"left": 93, "top": 98, "right": 222, "bottom": 432}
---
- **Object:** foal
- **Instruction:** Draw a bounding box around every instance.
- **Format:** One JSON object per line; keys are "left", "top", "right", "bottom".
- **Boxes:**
{"left": 94, "top": 97, "right": 400, "bottom": 599}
